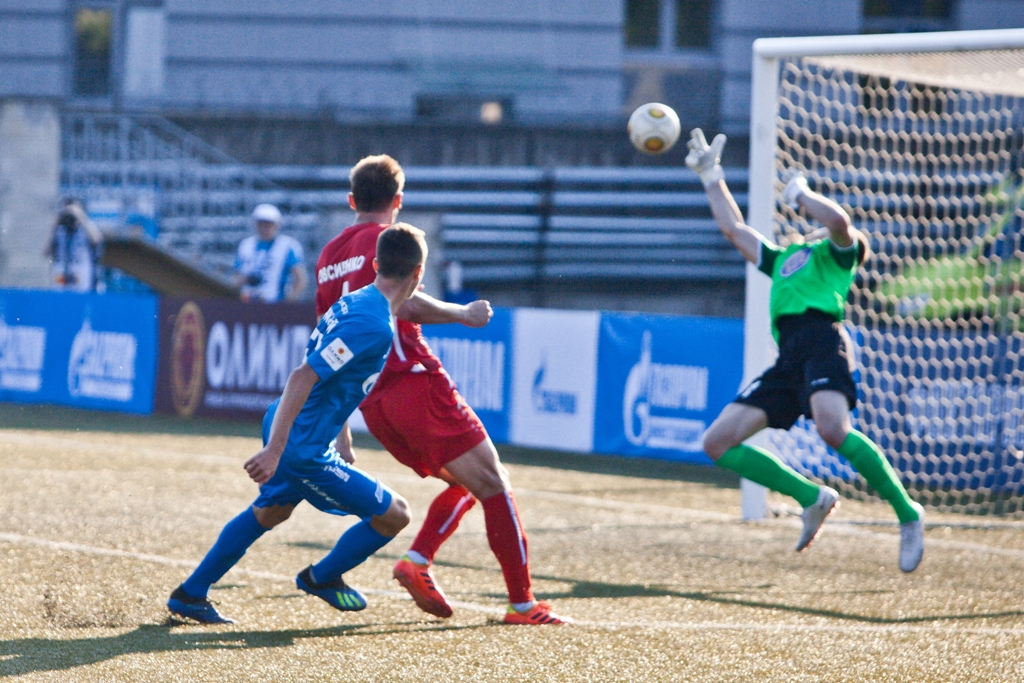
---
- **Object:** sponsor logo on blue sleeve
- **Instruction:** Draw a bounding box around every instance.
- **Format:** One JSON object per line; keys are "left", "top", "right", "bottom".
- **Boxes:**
{"left": 362, "top": 372, "right": 380, "bottom": 395}
{"left": 319, "top": 337, "right": 354, "bottom": 371}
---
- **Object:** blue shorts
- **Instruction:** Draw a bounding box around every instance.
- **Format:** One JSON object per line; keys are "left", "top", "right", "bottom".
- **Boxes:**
{"left": 254, "top": 407, "right": 393, "bottom": 519}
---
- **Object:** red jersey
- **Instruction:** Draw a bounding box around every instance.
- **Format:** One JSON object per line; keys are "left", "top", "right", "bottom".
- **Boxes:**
{"left": 315, "top": 222, "right": 442, "bottom": 379}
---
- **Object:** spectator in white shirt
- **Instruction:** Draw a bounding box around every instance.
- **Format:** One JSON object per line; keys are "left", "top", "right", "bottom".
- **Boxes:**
{"left": 234, "top": 204, "right": 307, "bottom": 302}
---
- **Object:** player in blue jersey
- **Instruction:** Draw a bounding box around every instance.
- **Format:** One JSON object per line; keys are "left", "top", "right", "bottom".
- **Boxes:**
{"left": 168, "top": 224, "right": 428, "bottom": 624}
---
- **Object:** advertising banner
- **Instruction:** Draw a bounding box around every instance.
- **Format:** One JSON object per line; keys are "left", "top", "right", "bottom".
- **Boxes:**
{"left": 155, "top": 297, "right": 315, "bottom": 419}
{"left": 593, "top": 312, "right": 744, "bottom": 463}
{"left": 510, "top": 309, "right": 600, "bottom": 452}
{"left": 422, "top": 307, "right": 512, "bottom": 443}
{"left": 0, "top": 289, "right": 158, "bottom": 413}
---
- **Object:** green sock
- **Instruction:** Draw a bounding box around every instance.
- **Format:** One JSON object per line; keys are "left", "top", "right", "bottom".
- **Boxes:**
{"left": 837, "top": 430, "right": 919, "bottom": 523}
{"left": 717, "top": 444, "right": 820, "bottom": 508}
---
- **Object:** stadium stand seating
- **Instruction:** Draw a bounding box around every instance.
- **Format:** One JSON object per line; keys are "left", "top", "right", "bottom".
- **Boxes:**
{"left": 62, "top": 113, "right": 748, "bottom": 290}
{"left": 261, "top": 166, "right": 749, "bottom": 286}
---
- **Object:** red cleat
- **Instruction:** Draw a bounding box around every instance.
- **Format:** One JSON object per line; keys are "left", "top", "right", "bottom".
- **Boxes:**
{"left": 503, "top": 600, "right": 571, "bottom": 625}
{"left": 393, "top": 555, "right": 453, "bottom": 618}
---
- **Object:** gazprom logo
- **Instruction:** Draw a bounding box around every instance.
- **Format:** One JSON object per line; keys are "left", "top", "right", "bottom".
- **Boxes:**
{"left": 0, "top": 316, "right": 46, "bottom": 393}
{"left": 531, "top": 357, "right": 577, "bottom": 415}
{"left": 623, "top": 331, "right": 708, "bottom": 451}
{"left": 68, "top": 319, "right": 137, "bottom": 402}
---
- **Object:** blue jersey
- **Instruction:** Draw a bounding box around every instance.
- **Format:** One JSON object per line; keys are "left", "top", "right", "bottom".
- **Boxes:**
{"left": 278, "top": 283, "right": 393, "bottom": 461}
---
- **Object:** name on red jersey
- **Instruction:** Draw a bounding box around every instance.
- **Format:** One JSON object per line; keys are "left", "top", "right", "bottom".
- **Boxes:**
{"left": 318, "top": 255, "right": 366, "bottom": 284}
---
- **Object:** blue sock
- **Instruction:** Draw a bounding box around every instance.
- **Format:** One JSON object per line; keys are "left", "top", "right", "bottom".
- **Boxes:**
{"left": 181, "top": 508, "right": 269, "bottom": 598}
{"left": 310, "top": 520, "right": 392, "bottom": 585}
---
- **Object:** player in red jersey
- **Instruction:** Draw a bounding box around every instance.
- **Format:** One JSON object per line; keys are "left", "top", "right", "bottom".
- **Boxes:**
{"left": 315, "top": 155, "right": 568, "bottom": 625}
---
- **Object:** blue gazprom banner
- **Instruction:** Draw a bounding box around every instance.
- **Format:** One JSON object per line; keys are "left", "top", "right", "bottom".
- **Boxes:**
{"left": 410, "top": 307, "right": 743, "bottom": 463}
{"left": 0, "top": 290, "right": 158, "bottom": 414}
{"left": 594, "top": 313, "right": 744, "bottom": 463}
{"left": 0, "top": 290, "right": 742, "bottom": 459}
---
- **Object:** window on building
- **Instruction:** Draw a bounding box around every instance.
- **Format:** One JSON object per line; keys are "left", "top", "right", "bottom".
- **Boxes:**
{"left": 416, "top": 95, "right": 513, "bottom": 124}
{"left": 625, "top": 0, "right": 661, "bottom": 48}
{"left": 73, "top": 7, "right": 113, "bottom": 96}
{"left": 124, "top": 7, "right": 165, "bottom": 100}
{"left": 862, "top": 0, "right": 952, "bottom": 32}
{"left": 625, "top": 0, "right": 712, "bottom": 51}
{"left": 675, "top": 0, "right": 712, "bottom": 48}
{"left": 863, "top": 0, "right": 951, "bottom": 18}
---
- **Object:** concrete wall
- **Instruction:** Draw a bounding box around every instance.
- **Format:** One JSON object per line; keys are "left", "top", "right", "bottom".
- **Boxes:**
{"left": 162, "top": 0, "right": 623, "bottom": 123}
{"left": 958, "top": 0, "right": 1024, "bottom": 29}
{"left": 716, "top": 0, "right": 861, "bottom": 135}
{"left": 622, "top": 57, "right": 720, "bottom": 131}
{"left": 0, "top": 101, "right": 60, "bottom": 289}
{"left": 8, "top": 1, "right": 1024, "bottom": 137}
{"left": 0, "top": 0, "right": 67, "bottom": 98}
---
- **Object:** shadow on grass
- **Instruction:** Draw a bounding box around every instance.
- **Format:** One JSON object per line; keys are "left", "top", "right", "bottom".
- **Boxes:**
{"left": 496, "top": 443, "right": 737, "bottom": 488}
{"left": 354, "top": 548, "right": 1024, "bottom": 626}
{"left": 0, "top": 403, "right": 737, "bottom": 487}
{"left": 0, "top": 402, "right": 263, "bottom": 438}
{"left": 284, "top": 522, "right": 713, "bottom": 554}
{"left": 540, "top": 579, "right": 1024, "bottom": 624}
{"left": 0, "top": 620, "right": 492, "bottom": 677}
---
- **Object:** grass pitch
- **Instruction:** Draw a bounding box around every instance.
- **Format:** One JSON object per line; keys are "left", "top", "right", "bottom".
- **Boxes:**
{"left": 1, "top": 405, "right": 1023, "bottom": 682}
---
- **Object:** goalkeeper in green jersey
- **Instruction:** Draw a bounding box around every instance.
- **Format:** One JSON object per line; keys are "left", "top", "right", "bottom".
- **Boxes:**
{"left": 685, "top": 128, "right": 924, "bottom": 572}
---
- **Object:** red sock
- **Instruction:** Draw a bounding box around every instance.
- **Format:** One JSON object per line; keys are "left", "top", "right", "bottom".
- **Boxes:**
{"left": 409, "top": 485, "right": 476, "bottom": 563}
{"left": 481, "top": 490, "right": 533, "bottom": 604}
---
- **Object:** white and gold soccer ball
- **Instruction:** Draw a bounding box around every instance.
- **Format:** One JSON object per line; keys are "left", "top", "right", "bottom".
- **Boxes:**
{"left": 627, "top": 103, "right": 681, "bottom": 155}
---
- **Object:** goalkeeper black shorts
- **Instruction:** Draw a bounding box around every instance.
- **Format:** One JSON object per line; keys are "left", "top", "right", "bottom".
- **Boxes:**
{"left": 734, "top": 309, "right": 858, "bottom": 430}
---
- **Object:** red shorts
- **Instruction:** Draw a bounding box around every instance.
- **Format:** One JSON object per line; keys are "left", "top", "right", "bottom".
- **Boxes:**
{"left": 360, "top": 371, "right": 487, "bottom": 478}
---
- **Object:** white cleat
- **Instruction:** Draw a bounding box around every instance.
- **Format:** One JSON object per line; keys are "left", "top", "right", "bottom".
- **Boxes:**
{"left": 899, "top": 502, "right": 925, "bottom": 573}
{"left": 796, "top": 486, "right": 839, "bottom": 552}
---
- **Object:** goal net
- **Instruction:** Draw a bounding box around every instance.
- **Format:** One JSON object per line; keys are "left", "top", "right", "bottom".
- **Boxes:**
{"left": 746, "top": 30, "right": 1024, "bottom": 516}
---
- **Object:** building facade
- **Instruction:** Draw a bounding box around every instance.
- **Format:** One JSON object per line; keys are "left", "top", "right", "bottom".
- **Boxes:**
{"left": 1, "top": 1, "right": 622, "bottom": 124}
{"left": 2, "top": 1, "right": 1024, "bottom": 148}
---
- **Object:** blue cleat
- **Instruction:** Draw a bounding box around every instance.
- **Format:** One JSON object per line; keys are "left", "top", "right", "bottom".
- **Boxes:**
{"left": 296, "top": 566, "right": 367, "bottom": 612}
{"left": 167, "top": 586, "right": 236, "bottom": 624}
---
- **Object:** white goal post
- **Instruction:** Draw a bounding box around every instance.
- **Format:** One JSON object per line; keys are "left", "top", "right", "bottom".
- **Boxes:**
{"left": 742, "top": 28, "right": 1024, "bottom": 518}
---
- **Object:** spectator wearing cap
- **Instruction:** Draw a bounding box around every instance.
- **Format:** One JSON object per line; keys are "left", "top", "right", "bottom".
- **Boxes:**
{"left": 233, "top": 204, "right": 307, "bottom": 302}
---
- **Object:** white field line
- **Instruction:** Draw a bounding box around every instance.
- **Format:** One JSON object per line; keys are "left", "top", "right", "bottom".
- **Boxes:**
{"left": 1, "top": 531, "right": 1022, "bottom": 637}
{"left": 514, "top": 489, "right": 1024, "bottom": 560}
{"left": 0, "top": 532, "right": 503, "bottom": 617}
{"left": 3, "top": 430, "right": 1024, "bottom": 559}
{"left": 0, "top": 431, "right": 241, "bottom": 467}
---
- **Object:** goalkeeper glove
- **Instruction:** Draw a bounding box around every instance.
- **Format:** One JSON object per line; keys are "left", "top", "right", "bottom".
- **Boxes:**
{"left": 685, "top": 128, "right": 726, "bottom": 188}
{"left": 782, "top": 171, "right": 809, "bottom": 209}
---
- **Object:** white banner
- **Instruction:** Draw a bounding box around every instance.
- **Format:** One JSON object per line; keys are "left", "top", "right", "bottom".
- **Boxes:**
{"left": 510, "top": 308, "right": 599, "bottom": 452}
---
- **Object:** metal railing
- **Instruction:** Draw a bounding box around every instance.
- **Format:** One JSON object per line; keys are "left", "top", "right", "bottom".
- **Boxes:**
{"left": 62, "top": 113, "right": 748, "bottom": 287}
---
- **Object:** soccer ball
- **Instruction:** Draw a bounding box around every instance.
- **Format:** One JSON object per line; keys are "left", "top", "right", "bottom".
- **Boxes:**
{"left": 627, "top": 103, "right": 681, "bottom": 155}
